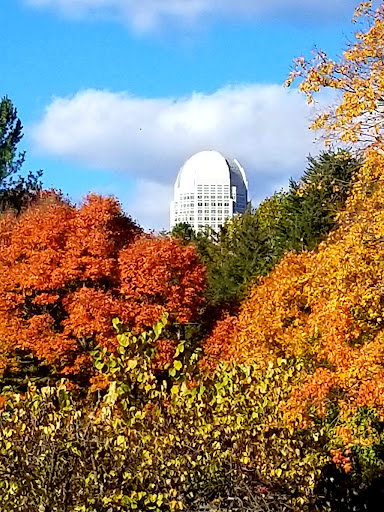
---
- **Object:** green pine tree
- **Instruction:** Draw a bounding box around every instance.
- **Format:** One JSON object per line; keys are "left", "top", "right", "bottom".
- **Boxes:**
{"left": 0, "top": 96, "right": 25, "bottom": 182}
{"left": 195, "top": 208, "right": 272, "bottom": 308}
{"left": 170, "top": 222, "right": 197, "bottom": 245}
{"left": 280, "top": 149, "right": 361, "bottom": 252}
{"left": 0, "top": 96, "right": 42, "bottom": 213}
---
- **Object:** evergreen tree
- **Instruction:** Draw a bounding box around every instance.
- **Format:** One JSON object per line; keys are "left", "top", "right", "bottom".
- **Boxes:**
{"left": 170, "top": 222, "right": 197, "bottom": 245}
{"left": 255, "top": 191, "right": 288, "bottom": 264}
{"left": 0, "top": 96, "right": 24, "bottom": 181}
{"left": 195, "top": 208, "right": 272, "bottom": 308}
{"left": 174, "top": 151, "right": 360, "bottom": 313}
{"left": 0, "top": 96, "right": 42, "bottom": 213}
{"left": 195, "top": 150, "right": 360, "bottom": 310}
{"left": 280, "top": 149, "right": 361, "bottom": 252}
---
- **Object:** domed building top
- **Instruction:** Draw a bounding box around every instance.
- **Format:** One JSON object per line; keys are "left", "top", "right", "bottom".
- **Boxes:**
{"left": 175, "top": 150, "right": 247, "bottom": 190}
{"left": 170, "top": 150, "right": 249, "bottom": 233}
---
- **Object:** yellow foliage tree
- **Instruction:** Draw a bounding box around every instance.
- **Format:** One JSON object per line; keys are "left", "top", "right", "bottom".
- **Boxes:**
{"left": 286, "top": 1, "right": 384, "bottom": 148}
{"left": 204, "top": 149, "right": 384, "bottom": 461}
{"left": 204, "top": 2, "right": 384, "bottom": 464}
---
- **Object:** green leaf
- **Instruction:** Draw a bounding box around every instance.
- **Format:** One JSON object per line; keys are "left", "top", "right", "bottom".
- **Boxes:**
{"left": 173, "top": 361, "right": 182, "bottom": 372}
{"left": 127, "top": 359, "right": 138, "bottom": 370}
{"left": 95, "top": 360, "right": 104, "bottom": 371}
{"left": 119, "top": 334, "right": 130, "bottom": 348}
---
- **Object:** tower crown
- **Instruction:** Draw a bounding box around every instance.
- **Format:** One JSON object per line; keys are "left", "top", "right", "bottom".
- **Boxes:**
{"left": 170, "top": 150, "right": 248, "bottom": 232}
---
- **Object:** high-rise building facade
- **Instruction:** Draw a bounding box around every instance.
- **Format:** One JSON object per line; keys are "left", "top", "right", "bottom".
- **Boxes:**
{"left": 170, "top": 150, "right": 248, "bottom": 232}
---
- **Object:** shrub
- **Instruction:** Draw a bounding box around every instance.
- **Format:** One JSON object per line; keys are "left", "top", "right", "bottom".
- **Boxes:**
{"left": 0, "top": 317, "right": 338, "bottom": 511}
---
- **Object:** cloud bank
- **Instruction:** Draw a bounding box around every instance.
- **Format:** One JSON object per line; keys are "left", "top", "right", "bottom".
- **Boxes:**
{"left": 24, "top": 0, "right": 353, "bottom": 31}
{"left": 31, "top": 85, "right": 326, "bottom": 229}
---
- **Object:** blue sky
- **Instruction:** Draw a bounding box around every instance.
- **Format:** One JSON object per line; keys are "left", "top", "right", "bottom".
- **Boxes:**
{"left": 3, "top": 0, "right": 360, "bottom": 229}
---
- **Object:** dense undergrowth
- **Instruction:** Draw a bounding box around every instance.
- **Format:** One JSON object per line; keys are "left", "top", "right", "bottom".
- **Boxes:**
{"left": 0, "top": 318, "right": 352, "bottom": 511}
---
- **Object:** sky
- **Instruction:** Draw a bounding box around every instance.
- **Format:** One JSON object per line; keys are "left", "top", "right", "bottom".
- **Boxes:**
{"left": 3, "top": 0, "right": 361, "bottom": 230}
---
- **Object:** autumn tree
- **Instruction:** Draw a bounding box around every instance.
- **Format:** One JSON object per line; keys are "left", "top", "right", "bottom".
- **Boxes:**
{"left": 202, "top": 3, "right": 384, "bottom": 480}
{"left": 0, "top": 193, "right": 208, "bottom": 386}
{"left": 0, "top": 193, "right": 140, "bottom": 383}
{"left": 119, "top": 236, "right": 206, "bottom": 329}
{"left": 202, "top": 150, "right": 384, "bottom": 491}
{"left": 204, "top": 1, "right": 384, "bottom": 481}
{"left": 286, "top": 1, "right": 384, "bottom": 150}
{"left": 201, "top": 251, "right": 312, "bottom": 369}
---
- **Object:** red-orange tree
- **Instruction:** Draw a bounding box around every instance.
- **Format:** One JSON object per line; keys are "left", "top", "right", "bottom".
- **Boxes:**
{"left": 119, "top": 236, "right": 207, "bottom": 329}
{"left": 0, "top": 193, "right": 206, "bottom": 382}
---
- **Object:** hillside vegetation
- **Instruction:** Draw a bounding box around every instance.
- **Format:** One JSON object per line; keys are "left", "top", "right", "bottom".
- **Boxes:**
{"left": 2, "top": 2, "right": 384, "bottom": 511}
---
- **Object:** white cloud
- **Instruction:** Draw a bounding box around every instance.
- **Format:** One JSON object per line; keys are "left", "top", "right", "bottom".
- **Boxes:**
{"left": 31, "top": 85, "right": 327, "bottom": 229}
{"left": 24, "top": 0, "right": 353, "bottom": 31}
{"left": 129, "top": 180, "right": 174, "bottom": 232}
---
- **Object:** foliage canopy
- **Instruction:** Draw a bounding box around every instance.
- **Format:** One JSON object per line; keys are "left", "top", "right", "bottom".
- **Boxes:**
{"left": 0, "top": 194, "right": 206, "bottom": 385}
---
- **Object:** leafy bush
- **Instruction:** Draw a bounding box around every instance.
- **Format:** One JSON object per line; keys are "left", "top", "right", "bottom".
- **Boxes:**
{"left": 0, "top": 316, "right": 335, "bottom": 512}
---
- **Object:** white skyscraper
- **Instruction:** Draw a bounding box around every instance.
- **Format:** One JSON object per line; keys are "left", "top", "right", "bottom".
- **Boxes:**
{"left": 170, "top": 150, "right": 248, "bottom": 232}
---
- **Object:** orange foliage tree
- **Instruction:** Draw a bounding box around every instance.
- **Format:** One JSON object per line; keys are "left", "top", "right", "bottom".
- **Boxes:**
{"left": 0, "top": 193, "right": 206, "bottom": 382}
{"left": 119, "top": 237, "right": 206, "bottom": 329}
